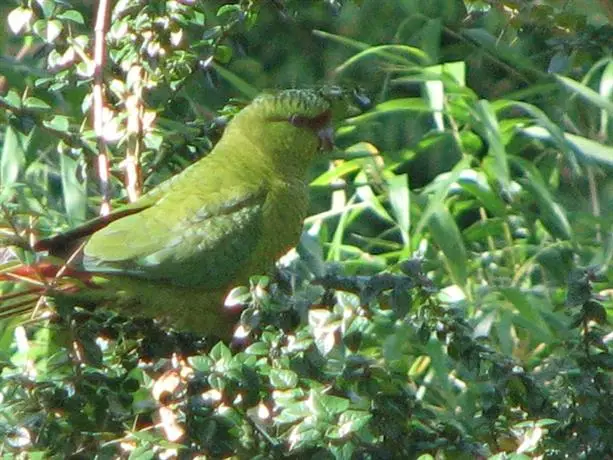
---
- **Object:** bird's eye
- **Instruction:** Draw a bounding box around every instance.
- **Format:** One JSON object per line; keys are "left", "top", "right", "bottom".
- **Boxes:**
{"left": 288, "top": 114, "right": 309, "bottom": 128}
{"left": 287, "top": 111, "right": 331, "bottom": 131}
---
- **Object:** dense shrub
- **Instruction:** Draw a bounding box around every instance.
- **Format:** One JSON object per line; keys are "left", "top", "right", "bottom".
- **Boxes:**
{"left": 1, "top": 0, "right": 612, "bottom": 457}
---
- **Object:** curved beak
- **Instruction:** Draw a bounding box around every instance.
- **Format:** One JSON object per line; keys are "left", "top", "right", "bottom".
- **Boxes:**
{"left": 318, "top": 126, "right": 335, "bottom": 151}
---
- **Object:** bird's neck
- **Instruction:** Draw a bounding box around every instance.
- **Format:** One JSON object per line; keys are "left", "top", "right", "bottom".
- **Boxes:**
{"left": 216, "top": 125, "right": 312, "bottom": 181}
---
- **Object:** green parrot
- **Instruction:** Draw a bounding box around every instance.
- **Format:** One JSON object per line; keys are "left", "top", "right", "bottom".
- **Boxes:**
{"left": 0, "top": 88, "right": 356, "bottom": 339}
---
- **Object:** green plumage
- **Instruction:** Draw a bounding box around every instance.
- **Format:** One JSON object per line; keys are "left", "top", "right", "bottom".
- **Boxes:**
{"left": 5, "top": 88, "right": 355, "bottom": 339}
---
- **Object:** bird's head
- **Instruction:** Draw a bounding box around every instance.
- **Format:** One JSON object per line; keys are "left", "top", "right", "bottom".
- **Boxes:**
{"left": 227, "top": 87, "right": 368, "bottom": 176}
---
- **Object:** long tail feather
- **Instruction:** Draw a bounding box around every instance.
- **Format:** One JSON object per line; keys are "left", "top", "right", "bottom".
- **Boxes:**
{"left": 0, "top": 261, "right": 95, "bottom": 322}
{"left": 0, "top": 286, "right": 46, "bottom": 302}
{"left": 0, "top": 298, "right": 42, "bottom": 319}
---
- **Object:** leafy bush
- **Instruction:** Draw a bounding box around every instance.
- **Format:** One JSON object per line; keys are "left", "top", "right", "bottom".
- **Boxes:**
{"left": 1, "top": 0, "right": 612, "bottom": 457}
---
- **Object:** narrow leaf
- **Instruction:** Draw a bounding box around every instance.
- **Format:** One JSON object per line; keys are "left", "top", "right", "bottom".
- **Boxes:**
{"left": 428, "top": 207, "right": 467, "bottom": 287}
{"left": 555, "top": 74, "right": 613, "bottom": 115}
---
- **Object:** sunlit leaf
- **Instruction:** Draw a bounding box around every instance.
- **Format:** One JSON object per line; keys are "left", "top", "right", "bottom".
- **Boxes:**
{"left": 428, "top": 206, "right": 467, "bottom": 287}
{"left": 555, "top": 74, "right": 613, "bottom": 115}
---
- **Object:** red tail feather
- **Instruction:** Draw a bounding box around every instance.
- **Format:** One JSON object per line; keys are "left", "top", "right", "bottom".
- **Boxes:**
{"left": 0, "top": 262, "right": 96, "bottom": 287}
{"left": 0, "top": 262, "right": 99, "bottom": 320}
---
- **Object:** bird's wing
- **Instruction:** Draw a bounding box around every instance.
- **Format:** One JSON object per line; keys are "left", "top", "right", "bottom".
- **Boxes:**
{"left": 34, "top": 194, "right": 159, "bottom": 255}
{"left": 83, "top": 182, "right": 267, "bottom": 289}
{"left": 34, "top": 169, "right": 201, "bottom": 256}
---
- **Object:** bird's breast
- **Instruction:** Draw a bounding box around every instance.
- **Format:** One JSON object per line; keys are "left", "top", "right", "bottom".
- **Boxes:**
{"left": 244, "top": 178, "right": 309, "bottom": 276}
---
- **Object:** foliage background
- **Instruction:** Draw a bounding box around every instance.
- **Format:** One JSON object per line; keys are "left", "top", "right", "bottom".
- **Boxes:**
{"left": 0, "top": 0, "right": 612, "bottom": 457}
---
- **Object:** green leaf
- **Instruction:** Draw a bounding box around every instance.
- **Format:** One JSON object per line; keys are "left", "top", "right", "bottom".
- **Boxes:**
{"left": 57, "top": 10, "right": 85, "bottom": 24}
{"left": 330, "top": 444, "right": 356, "bottom": 460}
{"left": 355, "top": 172, "right": 393, "bottom": 224}
{"left": 457, "top": 169, "right": 507, "bottom": 216}
{"left": 217, "top": 5, "right": 241, "bottom": 17}
{"left": 427, "top": 207, "right": 468, "bottom": 287}
{"left": 224, "top": 285, "right": 251, "bottom": 307}
{"left": 473, "top": 100, "right": 510, "bottom": 191}
{"left": 60, "top": 152, "right": 87, "bottom": 225}
{"left": 346, "top": 98, "right": 431, "bottom": 124}
{"left": 188, "top": 355, "right": 213, "bottom": 372}
{"left": 244, "top": 341, "right": 269, "bottom": 356}
{"left": 501, "top": 288, "right": 552, "bottom": 340}
{"left": 143, "top": 132, "right": 163, "bottom": 150}
{"left": 276, "top": 401, "right": 310, "bottom": 424}
{"left": 7, "top": 7, "right": 33, "bottom": 34}
{"left": 214, "top": 45, "right": 233, "bottom": 64}
{"left": 496, "top": 100, "right": 581, "bottom": 174}
{"left": 511, "top": 157, "right": 572, "bottom": 240}
{"left": 0, "top": 125, "right": 27, "bottom": 192}
{"left": 190, "top": 11, "right": 206, "bottom": 26}
{"left": 337, "top": 410, "right": 372, "bottom": 437}
{"left": 211, "top": 63, "right": 259, "bottom": 99}
{"left": 310, "top": 157, "right": 362, "bottom": 186}
{"left": 23, "top": 97, "right": 51, "bottom": 110}
{"left": 269, "top": 369, "right": 298, "bottom": 390}
{"left": 33, "top": 19, "right": 63, "bottom": 43}
{"left": 44, "top": 115, "right": 70, "bottom": 132}
{"left": 334, "top": 44, "right": 430, "bottom": 75}
{"left": 45, "top": 20, "right": 63, "bottom": 43}
{"left": 424, "top": 67, "right": 445, "bottom": 131}
{"left": 555, "top": 74, "right": 613, "bottom": 116}
{"left": 462, "top": 217, "right": 506, "bottom": 242}
{"left": 2, "top": 89, "right": 22, "bottom": 109}
{"left": 414, "top": 155, "right": 472, "bottom": 236}
{"left": 288, "top": 424, "right": 321, "bottom": 452}
{"left": 312, "top": 391, "right": 350, "bottom": 418}
{"left": 37, "top": 0, "right": 56, "bottom": 17}
{"left": 521, "top": 126, "right": 613, "bottom": 166}
{"left": 209, "top": 341, "right": 232, "bottom": 364}
{"left": 387, "top": 173, "right": 410, "bottom": 245}
{"left": 128, "top": 445, "right": 155, "bottom": 460}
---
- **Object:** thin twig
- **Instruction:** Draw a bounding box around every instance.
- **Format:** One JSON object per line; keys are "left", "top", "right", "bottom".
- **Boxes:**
{"left": 92, "top": 0, "right": 112, "bottom": 216}
{"left": 443, "top": 26, "right": 542, "bottom": 85}
{"left": 125, "top": 67, "right": 144, "bottom": 201}
{"left": 586, "top": 166, "right": 601, "bottom": 243}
